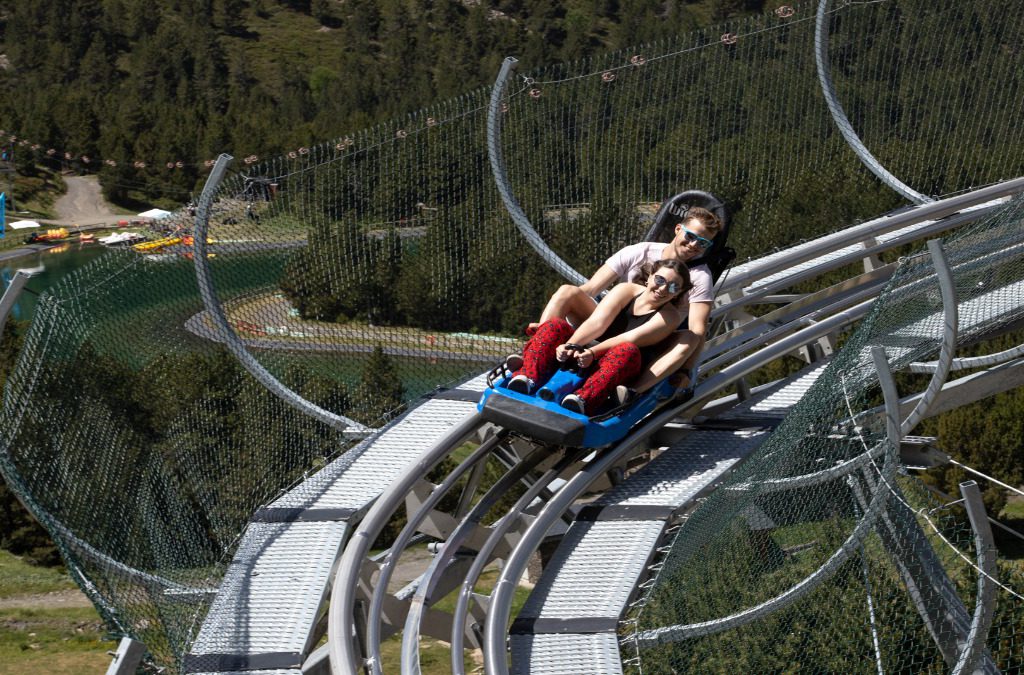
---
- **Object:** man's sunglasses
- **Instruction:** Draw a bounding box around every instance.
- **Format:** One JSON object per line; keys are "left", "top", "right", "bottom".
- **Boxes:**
{"left": 653, "top": 274, "right": 682, "bottom": 294}
{"left": 682, "top": 227, "right": 713, "bottom": 250}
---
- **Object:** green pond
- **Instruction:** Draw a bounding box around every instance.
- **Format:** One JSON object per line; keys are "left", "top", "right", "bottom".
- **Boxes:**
{"left": 1, "top": 243, "right": 110, "bottom": 320}
{"left": 2, "top": 244, "right": 493, "bottom": 400}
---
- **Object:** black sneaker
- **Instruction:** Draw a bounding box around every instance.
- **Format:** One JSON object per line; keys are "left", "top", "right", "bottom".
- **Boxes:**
{"left": 561, "top": 394, "right": 586, "bottom": 414}
{"left": 505, "top": 353, "right": 524, "bottom": 371}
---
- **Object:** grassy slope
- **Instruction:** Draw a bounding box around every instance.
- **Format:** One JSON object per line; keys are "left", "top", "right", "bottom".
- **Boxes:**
{"left": 0, "top": 550, "right": 112, "bottom": 674}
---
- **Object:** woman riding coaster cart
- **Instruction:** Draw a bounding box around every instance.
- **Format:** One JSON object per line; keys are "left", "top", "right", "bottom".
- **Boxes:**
{"left": 507, "top": 259, "right": 691, "bottom": 415}
{"left": 477, "top": 189, "right": 733, "bottom": 447}
{"left": 478, "top": 261, "right": 694, "bottom": 447}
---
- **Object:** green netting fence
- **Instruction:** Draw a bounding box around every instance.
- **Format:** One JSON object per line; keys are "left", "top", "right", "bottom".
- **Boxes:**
{"left": 0, "top": 0, "right": 1023, "bottom": 669}
{"left": 624, "top": 193, "right": 1024, "bottom": 672}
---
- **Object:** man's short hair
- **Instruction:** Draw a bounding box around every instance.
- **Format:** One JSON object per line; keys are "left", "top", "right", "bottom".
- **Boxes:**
{"left": 684, "top": 206, "right": 721, "bottom": 237}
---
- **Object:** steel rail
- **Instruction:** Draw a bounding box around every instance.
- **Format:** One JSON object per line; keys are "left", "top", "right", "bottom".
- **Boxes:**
{"left": 363, "top": 429, "right": 510, "bottom": 672}
{"left": 702, "top": 263, "right": 895, "bottom": 364}
{"left": 328, "top": 414, "right": 484, "bottom": 675}
{"left": 478, "top": 369, "right": 767, "bottom": 672}
{"left": 689, "top": 297, "right": 875, "bottom": 412}
{"left": 719, "top": 205, "right": 993, "bottom": 312}
{"left": 701, "top": 272, "right": 891, "bottom": 373}
{"left": 444, "top": 448, "right": 588, "bottom": 675}
{"left": 717, "top": 178, "right": 1024, "bottom": 295}
{"left": 0, "top": 268, "right": 30, "bottom": 328}
{"left": 362, "top": 433, "right": 511, "bottom": 662}
{"left": 396, "top": 443, "right": 555, "bottom": 670}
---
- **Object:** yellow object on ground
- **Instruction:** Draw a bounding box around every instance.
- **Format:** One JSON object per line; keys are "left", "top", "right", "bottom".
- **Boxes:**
{"left": 132, "top": 235, "right": 182, "bottom": 253}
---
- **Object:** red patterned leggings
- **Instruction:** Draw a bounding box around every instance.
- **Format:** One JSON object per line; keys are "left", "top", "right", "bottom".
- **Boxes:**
{"left": 515, "top": 318, "right": 643, "bottom": 415}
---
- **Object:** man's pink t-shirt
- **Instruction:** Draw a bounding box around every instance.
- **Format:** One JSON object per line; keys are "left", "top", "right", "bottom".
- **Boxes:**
{"left": 604, "top": 242, "right": 714, "bottom": 313}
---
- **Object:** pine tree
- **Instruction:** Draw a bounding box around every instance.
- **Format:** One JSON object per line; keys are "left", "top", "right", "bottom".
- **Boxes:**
{"left": 351, "top": 345, "right": 406, "bottom": 425}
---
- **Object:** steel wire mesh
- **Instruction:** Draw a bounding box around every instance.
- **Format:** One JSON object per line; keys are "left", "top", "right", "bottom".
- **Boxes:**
{"left": 0, "top": 0, "right": 1023, "bottom": 670}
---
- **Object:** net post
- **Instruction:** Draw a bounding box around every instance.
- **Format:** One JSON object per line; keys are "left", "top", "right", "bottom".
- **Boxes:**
{"left": 192, "top": 153, "right": 371, "bottom": 437}
{"left": 870, "top": 346, "right": 998, "bottom": 670}
{"left": 815, "top": 0, "right": 932, "bottom": 204}
{"left": 104, "top": 637, "right": 146, "bottom": 675}
{"left": 952, "top": 480, "right": 998, "bottom": 675}
{"left": 0, "top": 268, "right": 30, "bottom": 328}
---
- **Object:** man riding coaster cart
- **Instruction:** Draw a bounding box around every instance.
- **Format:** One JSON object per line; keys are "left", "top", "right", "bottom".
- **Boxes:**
{"left": 478, "top": 190, "right": 735, "bottom": 448}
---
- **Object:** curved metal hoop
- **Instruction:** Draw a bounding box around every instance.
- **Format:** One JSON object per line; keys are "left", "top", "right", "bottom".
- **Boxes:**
{"left": 909, "top": 341, "right": 1024, "bottom": 373}
{"left": 487, "top": 57, "right": 588, "bottom": 285}
{"left": 729, "top": 237, "right": 959, "bottom": 495}
{"left": 634, "top": 346, "right": 901, "bottom": 646}
{"left": 900, "top": 239, "right": 958, "bottom": 435}
{"left": 192, "top": 154, "right": 370, "bottom": 436}
{"left": 815, "top": 0, "right": 932, "bottom": 205}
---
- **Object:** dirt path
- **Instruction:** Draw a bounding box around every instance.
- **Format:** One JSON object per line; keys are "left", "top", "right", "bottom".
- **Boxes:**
{"left": 53, "top": 176, "right": 118, "bottom": 221}
{"left": 0, "top": 589, "right": 92, "bottom": 610}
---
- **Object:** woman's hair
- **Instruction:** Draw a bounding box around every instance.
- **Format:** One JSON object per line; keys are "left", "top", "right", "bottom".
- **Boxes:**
{"left": 637, "top": 258, "right": 693, "bottom": 303}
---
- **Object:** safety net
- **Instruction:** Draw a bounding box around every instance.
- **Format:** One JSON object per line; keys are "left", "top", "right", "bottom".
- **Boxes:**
{"left": 623, "top": 194, "right": 1024, "bottom": 671}
{"left": 0, "top": 0, "right": 1023, "bottom": 669}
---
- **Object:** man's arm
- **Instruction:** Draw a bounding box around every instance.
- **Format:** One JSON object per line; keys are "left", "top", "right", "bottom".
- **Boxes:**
{"left": 578, "top": 264, "right": 620, "bottom": 298}
{"left": 687, "top": 301, "right": 712, "bottom": 339}
{"left": 535, "top": 264, "right": 621, "bottom": 328}
{"left": 678, "top": 300, "right": 713, "bottom": 371}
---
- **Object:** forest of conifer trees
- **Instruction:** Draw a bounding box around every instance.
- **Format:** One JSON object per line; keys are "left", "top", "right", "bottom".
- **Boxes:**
{"left": 0, "top": 0, "right": 765, "bottom": 206}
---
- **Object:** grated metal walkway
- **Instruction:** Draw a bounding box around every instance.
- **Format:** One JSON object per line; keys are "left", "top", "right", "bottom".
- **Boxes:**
{"left": 508, "top": 363, "right": 830, "bottom": 675}
{"left": 183, "top": 375, "right": 489, "bottom": 673}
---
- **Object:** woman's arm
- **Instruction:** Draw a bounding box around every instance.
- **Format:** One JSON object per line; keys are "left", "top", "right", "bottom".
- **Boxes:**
{"left": 572, "top": 301, "right": 681, "bottom": 369}
{"left": 554, "top": 284, "right": 639, "bottom": 362}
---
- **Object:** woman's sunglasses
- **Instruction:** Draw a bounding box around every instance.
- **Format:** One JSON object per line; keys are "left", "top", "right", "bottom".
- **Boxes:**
{"left": 682, "top": 227, "right": 713, "bottom": 250}
{"left": 653, "top": 274, "right": 682, "bottom": 294}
